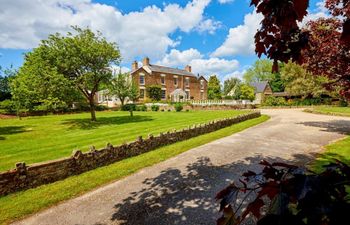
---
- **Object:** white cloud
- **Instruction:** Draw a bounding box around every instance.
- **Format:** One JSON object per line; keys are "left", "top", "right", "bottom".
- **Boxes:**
{"left": 212, "top": 11, "right": 263, "bottom": 57}
{"left": 222, "top": 69, "right": 246, "bottom": 81}
{"left": 218, "top": 0, "right": 234, "bottom": 4}
{"left": 0, "top": 0, "right": 212, "bottom": 61}
{"left": 300, "top": 0, "right": 329, "bottom": 27}
{"left": 158, "top": 48, "right": 240, "bottom": 81}
{"left": 196, "top": 19, "right": 222, "bottom": 34}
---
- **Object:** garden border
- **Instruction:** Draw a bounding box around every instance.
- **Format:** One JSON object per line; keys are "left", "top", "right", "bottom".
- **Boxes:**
{"left": 0, "top": 111, "right": 261, "bottom": 196}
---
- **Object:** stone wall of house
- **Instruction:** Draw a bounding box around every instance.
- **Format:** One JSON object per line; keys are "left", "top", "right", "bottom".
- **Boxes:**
{"left": 0, "top": 112, "right": 261, "bottom": 196}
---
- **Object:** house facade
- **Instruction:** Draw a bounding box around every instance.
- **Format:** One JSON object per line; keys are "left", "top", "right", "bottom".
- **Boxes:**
{"left": 250, "top": 81, "right": 273, "bottom": 104}
{"left": 131, "top": 57, "right": 208, "bottom": 101}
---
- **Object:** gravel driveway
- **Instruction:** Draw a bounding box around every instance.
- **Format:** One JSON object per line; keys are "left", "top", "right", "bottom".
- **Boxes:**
{"left": 13, "top": 109, "right": 350, "bottom": 225}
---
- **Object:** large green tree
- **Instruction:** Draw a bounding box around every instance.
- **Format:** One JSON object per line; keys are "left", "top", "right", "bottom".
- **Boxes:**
{"left": 0, "top": 66, "right": 16, "bottom": 101}
{"left": 223, "top": 77, "right": 241, "bottom": 99}
{"left": 13, "top": 27, "right": 121, "bottom": 121}
{"left": 207, "top": 75, "right": 222, "bottom": 100}
{"left": 239, "top": 84, "right": 255, "bottom": 101}
{"left": 281, "top": 62, "right": 330, "bottom": 99}
{"left": 243, "top": 59, "right": 284, "bottom": 92}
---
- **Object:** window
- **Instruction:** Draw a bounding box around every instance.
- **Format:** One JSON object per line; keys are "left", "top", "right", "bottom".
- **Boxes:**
{"left": 200, "top": 80, "right": 204, "bottom": 89}
{"left": 174, "top": 77, "right": 178, "bottom": 86}
{"left": 161, "top": 90, "right": 166, "bottom": 99}
{"left": 161, "top": 75, "right": 165, "bottom": 85}
{"left": 200, "top": 92, "right": 204, "bottom": 100}
{"left": 140, "top": 89, "right": 145, "bottom": 99}
{"left": 185, "top": 77, "right": 190, "bottom": 87}
{"left": 185, "top": 91, "right": 190, "bottom": 100}
{"left": 139, "top": 74, "right": 145, "bottom": 85}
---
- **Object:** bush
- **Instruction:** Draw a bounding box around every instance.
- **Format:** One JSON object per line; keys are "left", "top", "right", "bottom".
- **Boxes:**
{"left": 339, "top": 99, "right": 348, "bottom": 107}
{"left": 121, "top": 104, "right": 136, "bottom": 111}
{"left": 95, "top": 105, "right": 109, "bottom": 111}
{"left": 136, "top": 104, "right": 147, "bottom": 111}
{"left": 263, "top": 96, "right": 288, "bottom": 106}
{"left": 174, "top": 103, "right": 183, "bottom": 112}
{"left": 146, "top": 85, "right": 162, "bottom": 101}
{"left": 168, "top": 109, "right": 171, "bottom": 112}
{"left": 0, "top": 100, "right": 17, "bottom": 114}
{"left": 151, "top": 104, "right": 159, "bottom": 111}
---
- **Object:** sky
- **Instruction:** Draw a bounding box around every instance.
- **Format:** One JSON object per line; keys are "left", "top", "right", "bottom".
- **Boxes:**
{"left": 0, "top": 0, "right": 327, "bottom": 82}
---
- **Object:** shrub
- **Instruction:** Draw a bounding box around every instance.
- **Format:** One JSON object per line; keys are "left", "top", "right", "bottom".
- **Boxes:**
{"left": 216, "top": 160, "right": 350, "bottom": 225}
{"left": 121, "top": 104, "right": 136, "bottom": 111}
{"left": 339, "top": 99, "right": 348, "bottom": 107}
{"left": 146, "top": 85, "right": 162, "bottom": 101}
{"left": 136, "top": 104, "right": 147, "bottom": 111}
{"left": 151, "top": 104, "right": 159, "bottom": 111}
{"left": 263, "top": 96, "right": 288, "bottom": 106}
{"left": 0, "top": 100, "right": 17, "bottom": 114}
{"left": 174, "top": 103, "right": 183, "bottom": 112}
{"left": 168, "top": 109, "right": 171, "bottom": 112}
{"left": 95, "top": 105, "right": 109, "bottom": 111}
{"left": 161, "top": 109, "right": 165, "bottom": 112}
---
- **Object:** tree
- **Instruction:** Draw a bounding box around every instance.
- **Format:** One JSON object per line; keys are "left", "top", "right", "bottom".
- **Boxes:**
{"left": 108, "top": 72, "right": 131, "bottom": 106}
{"left": 251, "top": 0, "right": 350, "bottom": 99}
{"left": 129, "top": 81, "right": 140, "bottom": 103}
{"left": 0, "top": 66, "right": 16, "bottom": 101}
{"left": 223, "top": 77, "right": 241, "bottom": 99}
{"left": 207, "top": 75, "right": 222, "bottom": 100}
{"left": 281, "top": 62, "right": 330, "bottom": 98}
{"left": 243, "top": 59, "right": 284, "bottom": 92}
{"left": 146, "top": 85, "right": 162, "bottom": 101}
{"left": 15, "top": 27, "right": 121, "bottom": 121}
{"left": 11, "top": 60, "right": 82, "bottom": 114}
{"left": 303, "top": 18, "right": 350, "bottom": 99}
{"left": 239, "top": 84, "right": 255, "bottom": 101}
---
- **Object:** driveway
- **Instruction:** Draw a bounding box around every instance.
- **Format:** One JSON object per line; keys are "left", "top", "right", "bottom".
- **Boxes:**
{"left": 13, "top": 109, "right": 350, "bottom": 225}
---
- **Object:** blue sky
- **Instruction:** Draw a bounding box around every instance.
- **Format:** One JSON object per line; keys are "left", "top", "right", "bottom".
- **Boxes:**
{"left": 0, "top": 0, "right": 326, "bottom": 81}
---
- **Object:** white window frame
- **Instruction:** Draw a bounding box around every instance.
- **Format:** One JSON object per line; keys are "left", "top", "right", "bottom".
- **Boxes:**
{"left": 161, "top": 88, "right": 166, "bottom": 99}
{"left": 139, "top": 88, "right": 145, "bottom": 99}
{"left": 185, "top": 77, "right": 190, "bottom": 87}
{"left": 173, "top": 76, "right": 178, "bottom": 86}
{"left": 200, "top": 80, "right": 204, "bottom": 89}
{"left": 161, "top": 74, "right": 166, "bottom": 85}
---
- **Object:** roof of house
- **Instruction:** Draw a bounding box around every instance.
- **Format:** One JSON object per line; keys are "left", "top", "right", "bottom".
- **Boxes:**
{"left": 131, "top": 64, "right": 199, "bottom": 78}
{"left": 250, "top": 81, "right": 269, "bottom": 93}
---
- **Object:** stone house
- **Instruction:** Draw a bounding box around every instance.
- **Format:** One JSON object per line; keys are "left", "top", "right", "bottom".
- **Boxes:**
{"left": 131, "top": 57, "right": 208, "bottom": 101}
{"left": 250, "top": 81, "right": 273, "bottom": 104}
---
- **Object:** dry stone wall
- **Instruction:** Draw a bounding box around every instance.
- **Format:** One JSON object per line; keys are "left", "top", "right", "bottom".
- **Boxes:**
{"left": 0, "top": 111, "right": 261, "bottom": 196}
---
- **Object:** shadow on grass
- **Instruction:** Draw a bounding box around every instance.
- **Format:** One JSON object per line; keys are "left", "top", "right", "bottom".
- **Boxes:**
{"left": 299, "top": 120, "right": 350, "bottom": 135}
{"left": 61, "top": 115, "right": 154, "bottom": 130}
{"left": 0, "top": 126, "right": 27, "bottom": 140}
{"left": 110, "top": 153, "right": 315, "bottom": 225}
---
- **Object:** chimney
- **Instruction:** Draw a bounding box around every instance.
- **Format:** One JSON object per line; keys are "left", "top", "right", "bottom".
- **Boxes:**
{"left": 185, "top": 65, "right": 192, "bottom": 73}
{"left": 142, "top": 57, "right": 150, "bottom": 66}
{"left": 132, "top": 61, "right": 138, "bottom": 71}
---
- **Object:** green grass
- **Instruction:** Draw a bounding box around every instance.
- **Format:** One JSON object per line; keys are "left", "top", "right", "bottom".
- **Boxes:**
{"left": 0, "top": 110, "right": 247, "bottom": 171}
{"left": 313, "top": 136, "right": 350, "bottom": 172}
{"left": 0, "top": 115, "right": 269, "bottom": 225}
{"left": 305, "top": 106, "right": 350, "bottom": 117}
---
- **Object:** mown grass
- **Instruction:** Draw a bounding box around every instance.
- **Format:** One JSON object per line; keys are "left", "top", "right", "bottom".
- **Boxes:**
{"left": 0, "top": 110, "right": 247, "bottom": 171}
{"left": 0, "top": 115, "right": 269, "bottom": 225}
{"left": 304, "top": 106, "right": 350, "bottom": 117}
{"left": 312, "top": 136, "right": 350, "bottom": 172}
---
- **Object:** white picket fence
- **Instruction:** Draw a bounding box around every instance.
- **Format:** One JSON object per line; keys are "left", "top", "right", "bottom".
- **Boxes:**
{"left": 188, "top": 99, "right": 258, "bottom": 106}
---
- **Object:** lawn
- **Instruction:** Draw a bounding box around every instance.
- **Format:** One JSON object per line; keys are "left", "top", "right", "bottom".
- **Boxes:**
{"left": 305, "top": 106, "right": 350, "bottom": 117}
{"left": 0, "top": 114, "right": 269, "bottom": 225}
{"left": 313, "top": 136, "right": 350, "bottom": 172}
{"left": 0, "top": 110, "right": 248, "bottom": 171}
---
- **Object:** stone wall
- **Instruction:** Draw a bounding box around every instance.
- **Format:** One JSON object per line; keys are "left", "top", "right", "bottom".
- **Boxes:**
{"left": 0, "top": 112, "right": 261, "bottom": 196}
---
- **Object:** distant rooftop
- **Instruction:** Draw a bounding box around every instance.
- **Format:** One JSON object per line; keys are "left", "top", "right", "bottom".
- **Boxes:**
{"left": 250, "top": 81, "right": 269, "bottom": 93}
{"left": 146, "top": 64, "right": 197, "bottom": 77}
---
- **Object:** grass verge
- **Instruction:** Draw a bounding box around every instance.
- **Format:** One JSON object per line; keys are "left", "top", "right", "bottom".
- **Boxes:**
{"left": 304, "top": 106, "right": 350, "bottom": 117}
{"left": 312, "top": 136, "right": 350, "bottom": 172}
{"left": 0, "top": 115, "right": 269, "bottom": 225}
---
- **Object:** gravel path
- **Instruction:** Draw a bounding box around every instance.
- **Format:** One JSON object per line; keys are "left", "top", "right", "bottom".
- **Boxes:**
{"left": 13, "top": 109, "right": 350, "bottom": 225}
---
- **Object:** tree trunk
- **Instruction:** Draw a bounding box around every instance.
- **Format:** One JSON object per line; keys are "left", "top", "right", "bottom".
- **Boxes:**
{"left": 89, "top": 98, "right": 97, "bottom": 121}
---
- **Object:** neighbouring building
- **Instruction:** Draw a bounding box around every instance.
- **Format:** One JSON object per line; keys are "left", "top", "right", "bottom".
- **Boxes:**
{"left": 131, "top": 57, "right": 208, "bottom": 102}
{"left": 250, "top": 81, "right": 273, "bottom": 104}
